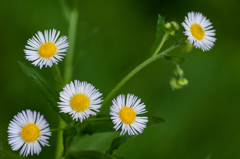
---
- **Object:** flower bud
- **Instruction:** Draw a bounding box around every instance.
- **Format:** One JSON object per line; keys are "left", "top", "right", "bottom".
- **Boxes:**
{"left": 178, "top": 78, "right": 188, "bottom": 86}
{"left": 164, "top": 22, "right": 171, "bottom": 30}
{"left": 171, "top": 21, "right": 179, "bottom": 31}
{"left": 174, "top": 68, "right": 184, "bottom": 77}
{"left": 170, "top": 30, "right": 175, "bottom": 36}
{"left": 180, "top": 40, "right": 193, "bottom": 52}
{"left": 170, "top": 78, "right": 182, "bottom": 90}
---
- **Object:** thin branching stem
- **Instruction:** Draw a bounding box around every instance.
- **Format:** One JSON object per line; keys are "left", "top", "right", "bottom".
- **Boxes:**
{"left": 101, "top": 38, "right": 186, "bottom": 109}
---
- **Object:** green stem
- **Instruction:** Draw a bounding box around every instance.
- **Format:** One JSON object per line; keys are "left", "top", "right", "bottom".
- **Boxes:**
{"left": 54, "top": 64, "right": 64, "bottom": 87}
{"left": 101, "top": 41, "right": 183, "bottom": 109}
{"left": 51, "top": 127, "right": 69, "bottom": 132}
{"left": 176, "top": 64, "right": 184, "bottom": 79}
{"left": 55, "top": 118, "right": 65, "bottom": 159}
{"left": 55, "top": 2, "right": 79, "bottom": 159}
{"left": 63, "top": 7, "right": 79, "bottom": 84}
{"left": 152, "top": 32, "right": 170, "bottom": 56}
{"left": 85, "top": 117, "right": 110, "bottom": 121}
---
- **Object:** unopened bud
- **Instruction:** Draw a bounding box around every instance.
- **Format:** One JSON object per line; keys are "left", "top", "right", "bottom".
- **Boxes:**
{"left": 171, "top": 21, "right": 179, "bottom": 31}
{"left": 174, "top": 69, "right": 184, "bottom": 77}
{"left": 180, "top": 40, "right": 193, "bottom": 52}
{"left": 170, "top": 78, "right": 182, "bottom": 90}
{"left": 164, "top": 23, "right": 171, "bottom": 29}
{"left": 178, "top": 78, "right": 188, "bottom": 86}
{"left": 170, "top": 30, "right": 175, "bottom": 35}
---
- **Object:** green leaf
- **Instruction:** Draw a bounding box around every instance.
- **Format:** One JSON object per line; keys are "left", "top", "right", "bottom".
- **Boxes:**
{"left": 106, "top": 135, "right": 136, "bottom": 155}
{"left": 163, "top": 55, "right": 185, "bottom": 65}
{"left": 18, "top": 62, "right": 72, "bottom": 124}
{"left": 151, "top": 14, "right": 165, "bottom": 54}
{"left": 81, "top": 115, "right": 164, "bottom": 135}
{"left": 81, "top": 117, "right": 114, "bottom": 135}
{"left": 63, "top": 126, "right": 77, "bottom": 157}
{"left": 66, "top": 150, "right": 117, "bottom": 159}
{"left": 147, "top": 115, "right": 165, "bottom": 127}
{"left": 0, "top": 148, "right": 24, "bottom": 159}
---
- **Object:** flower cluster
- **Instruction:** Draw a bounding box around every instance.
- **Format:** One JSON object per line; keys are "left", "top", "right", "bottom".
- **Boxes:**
{"left": 8, "top": 11, "right": 216, "bottom": 157}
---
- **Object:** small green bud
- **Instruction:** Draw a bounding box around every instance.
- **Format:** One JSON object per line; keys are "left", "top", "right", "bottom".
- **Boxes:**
{"left": 170, "top": 78, "right": 182, "bottom": 89}
{"left": 180, "top": 40, "right": 193, "bottom": 53}
{"left": 170, "top": 30, "right": 175, "bottom": 35}
{"left": 174, "top": 68, "right": 184, "bottom": 77}
{"left": 164, "top": 23, "right": 171, "bottom": 29}
{"left": 171, "top": 21, "right": 179, "bottom": 31}
{"left": 178, "top": 78, "right": 188, "bottom": 86}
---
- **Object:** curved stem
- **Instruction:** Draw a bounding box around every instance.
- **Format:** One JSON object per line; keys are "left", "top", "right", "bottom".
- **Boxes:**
{"left": 101, "top": 41, "right": 183, "bottom": 109}
{"left": 51, "top": 127, "right": 69, "bottom": 132}
{"left": 152, "top": 32, "right": 170, "bottom": 56}
{"left": 54, "top": 64, "right": 64, "bottom": 87}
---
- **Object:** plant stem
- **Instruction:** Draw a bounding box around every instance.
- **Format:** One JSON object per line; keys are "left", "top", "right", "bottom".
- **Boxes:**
{"left": 85, "top": 117, "right": 111, "bottom": 121}
{"left": 55, "top": 2, "right": 79, "bottom": 159}
{"left": 101, "top": 41, "right": 183, "bottom": 109}
{"left": 51, "top": 127, "right": 69, "bottom": 132}
{"left": 54, "top": 64, "right": 64, "bottom": 87}
{"left": 63, "top": 7, "right": 79, "bottom": 84}
{"left": 152, "top": 32, "right": 170, "bottom": 56}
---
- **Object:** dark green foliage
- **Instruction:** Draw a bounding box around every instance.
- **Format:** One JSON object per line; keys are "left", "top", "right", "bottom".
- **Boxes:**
{"left": 63, "top": 126, "right": 77, "bottom": 157}
{"left": 0, "top": 148, "right": 24, "bottom": 159}
{"left": 18, "top": 62, "right": 72, "bottom": 124}
{"left": 151, "top": 14, "right": 165, "bottom": 54}
{"left": 106, "top": 136, "right": 136, "bottom": 155}
{"left": 163, "top": 55, "right": 185, "bottom": 65}
{"left": 65, "top": 150, "right": 118, "bottom": 159}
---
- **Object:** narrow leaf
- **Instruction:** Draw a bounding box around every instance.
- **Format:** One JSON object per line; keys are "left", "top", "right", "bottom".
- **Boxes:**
{"left": 18, "top": 62, "right": 72, "bottom": 124}
{"left": 63, "top": 126, "right": 77, "bottom": 157}
{"left": 147, "top": 116, "right": 165, "bottom": 127}
{"left": 151, "top": 14, "right": 165, "bottom": 54}
{"left": 163, "top": 55, "right": 185, "bottom": 65}
{"left": 106, "top": 136, "right": 136, "bottom": 155}
{"left": 0, "top": 148, "right": 24, "bottom": 159}
{"left": 81, "top": 117, "right": 114, "bottom": 135}
{"left": 66, "top": 150, "right": 117, "bottom": 159}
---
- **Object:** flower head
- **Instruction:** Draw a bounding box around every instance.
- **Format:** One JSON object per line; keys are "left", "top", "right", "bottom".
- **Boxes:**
{"left": 182, "top": 12, "right": 216, "bottom": 51}
{"left": 110, "top": 94, "right": 148, "bottom": 135}
{"left": 8, "top": 110, "right": 51, "bottom": 157}
{"left": 58, "top": 80, "right": 103, "bottom": 122}
{"left": 24, "top": 29, "right": 69, "bottom": 68}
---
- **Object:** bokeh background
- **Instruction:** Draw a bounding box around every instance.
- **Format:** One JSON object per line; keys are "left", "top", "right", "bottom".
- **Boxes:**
{"left": 1, "top": 0, "right": 240, "bottom": 158}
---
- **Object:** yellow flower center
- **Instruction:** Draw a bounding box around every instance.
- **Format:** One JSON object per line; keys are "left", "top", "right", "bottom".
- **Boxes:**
{"left": 38, "top": 42, "right": 57, "bottom": 58}
{"left": 70, "top": 94, "right": 90, "bottom": 112}
{"left": 21, "top": 123, "right": 40, "bottom": 142}
{"left": 190, "top": 23, "right": 205, "bottom": 40}
{"left": 119, "top": 107, "right": 136, "bottom": 124}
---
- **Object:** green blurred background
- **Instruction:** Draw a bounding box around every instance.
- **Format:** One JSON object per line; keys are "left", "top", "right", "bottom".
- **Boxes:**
{"left": 1, "top": 0, "right": 240, "bottom": 158}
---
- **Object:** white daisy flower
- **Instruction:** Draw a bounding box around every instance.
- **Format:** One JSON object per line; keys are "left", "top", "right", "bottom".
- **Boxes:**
{"left": 24, "top": 29, "right": 69, "bottom": 69}
{"left": 182, "top": 12, "right": 216, "bottom": 51}
{"left": 110, "top": 94, "right": 148, "bottom": 136}
{"left": 58, "top": 80, "right": 103, "bottom": 122}
{"left": 7, "top": 109, "right": 51, "bottom": 157}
